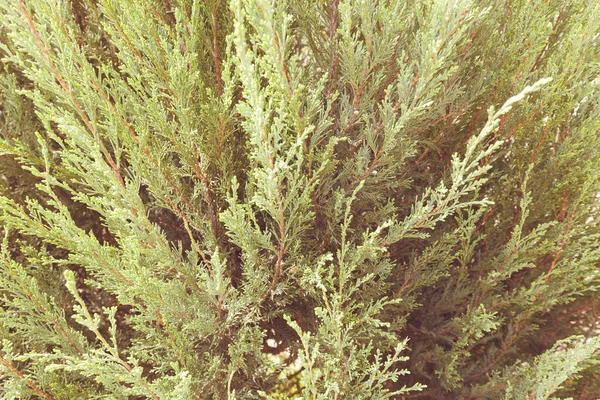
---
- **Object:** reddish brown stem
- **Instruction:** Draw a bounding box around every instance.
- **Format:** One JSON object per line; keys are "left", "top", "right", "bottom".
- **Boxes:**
{"left": 155, "top": 309, "right": 184, "bottom": 367}
{"left": 0, "top": 356, "right": 56, "bottom": 400}
{"left": 530, "top": 123, "right": 549, "bottom": 164}
{"left": 464, "top": 384, "right": 507, "bottom": 400}
{"left": 436, "top": 10, "right": 469, "bottom": 54}
{"left": 347, "top": 147, "right": 384, "bottom": 191}
{"left": 213, "top": 0, "right": 224, "bottom": 96}
{"left": 540, "top": 206, "right": 575, "bottom": 286}
{"left": 530, "top": 0, "right": 567, "bottom": 73}
{"left": 504, "top": 105, "right": 541, "bottom": 141}
{"left": 472, "top": 206, "right": 495, "bottom": 237}
{"left": 325, "top": 0, "right": 340, "bottom": 96}
{"left": 15, "top": 280, "right": 83, "bottom": 354}
{"left": 193, "top": 153, "right": 221, "bottom": 244}
{"left": 16, "top": 0, "right": 125, "bottom": 189}
{"left": 466, "top": 320, "right": 525, "bottom": 382}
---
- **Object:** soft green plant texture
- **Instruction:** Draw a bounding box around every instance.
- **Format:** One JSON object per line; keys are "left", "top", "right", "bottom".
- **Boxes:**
{"left": 0, "top": 0, "right": 599, "bottom": 399}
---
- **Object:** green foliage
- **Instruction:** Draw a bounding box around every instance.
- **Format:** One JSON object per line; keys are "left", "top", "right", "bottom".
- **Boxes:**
{"left": 0, "top": 0, "right": 599, "bottom": 399}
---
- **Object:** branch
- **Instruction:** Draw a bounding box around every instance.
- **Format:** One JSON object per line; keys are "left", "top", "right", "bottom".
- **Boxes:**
{"left": 16, "top": 0, "right": 125, "bottom": 189}
{"left": 0, "top": 356, "right": 56, "bottom": 400}
{"left": 213, "top": 0, "right": 224, "bottom": 96}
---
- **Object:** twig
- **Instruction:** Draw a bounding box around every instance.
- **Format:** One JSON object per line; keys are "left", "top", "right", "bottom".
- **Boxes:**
{"left": 0, "top": 356, "right": 56, "bottom": 400}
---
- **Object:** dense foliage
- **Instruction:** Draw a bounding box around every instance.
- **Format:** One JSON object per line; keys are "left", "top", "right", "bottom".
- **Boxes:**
{"left": 1, "top": 0, "right": 599, "bottom": 398}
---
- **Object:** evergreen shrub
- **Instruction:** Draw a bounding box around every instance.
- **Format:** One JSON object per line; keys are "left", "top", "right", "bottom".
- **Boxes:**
{"left": 0, "top": 0, "right": 599, "bottom": 398}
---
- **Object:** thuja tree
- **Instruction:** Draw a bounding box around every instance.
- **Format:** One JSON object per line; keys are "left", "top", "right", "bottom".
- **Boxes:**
{"left": 0, "top": 0, "right": 599, "bottom": 398}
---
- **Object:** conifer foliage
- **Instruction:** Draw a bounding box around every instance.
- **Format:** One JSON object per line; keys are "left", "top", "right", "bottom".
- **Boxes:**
{"left": 1, "top": 0, "right": 599, "bottom": 398}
